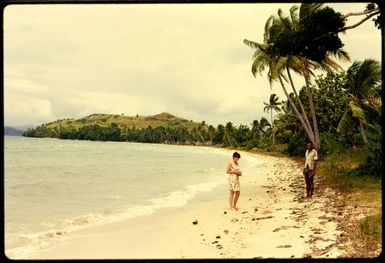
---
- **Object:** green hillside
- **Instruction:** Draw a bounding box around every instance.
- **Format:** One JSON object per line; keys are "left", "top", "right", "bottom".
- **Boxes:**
{"left": 45, "top": 112, "right": 203, "bottom": 130}
{"left": 23, "top": 112, "right": 212, "bottom": 143}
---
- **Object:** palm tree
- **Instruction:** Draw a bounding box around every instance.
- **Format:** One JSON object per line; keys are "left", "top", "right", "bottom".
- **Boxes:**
{"left": 263, "top": 94, "right": 282, "bottom": 147}
{"left": 251, "top": 118, "right": 270, "bottom": 142}
{"left": 244, "top": 3, "right": 350, "bottom": 152}
{"left": 337, "top": 59, "right": 381, "bottom": 150}
{"left": 223, "top": 122, "right": 238, "bottom": 147}
{"left": 263, "top": 94, "right": 282, "bottom": 124}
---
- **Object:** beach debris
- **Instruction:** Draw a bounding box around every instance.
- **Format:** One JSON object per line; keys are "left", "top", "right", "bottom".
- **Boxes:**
{"left": 254, "top": 208, "right": 258, "bottom": 212}
{"left": 256, "top": 216, "right": 273, "bottom": 220}
{"left": 216, "top": 235, "right": 221, "bottom": 239}
{"left": 212, "top": 240, "right": 218, "bottom": 244}
{"left": 224, "top": 211, "right": 227, "bottom": 214}
{"left": 201, "top": 234, "right": 204, "bottom": 236}
{"left": 56, "top": 231, "right": 63, "bottom": 236}
{"left": 262, "top": 209, "right": 272, "bottom": 214}
{"left": 242, "top": 211, "right": 248, "bottom": 214}
{"left": 192, "top": 220, "right": 198, "bottom": 225}
{"left": 231, "top": 218, "right": 239, "bottom": 222}
{"left": 277, "top": 244, "right": 292, "bottom": 248}
{"left": 223, "top": 230, "right": 229, "bottom": 234}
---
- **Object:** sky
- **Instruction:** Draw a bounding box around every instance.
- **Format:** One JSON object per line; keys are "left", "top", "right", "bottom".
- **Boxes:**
{"left": 3, "top": 2, "right": 382, "bottom": 128}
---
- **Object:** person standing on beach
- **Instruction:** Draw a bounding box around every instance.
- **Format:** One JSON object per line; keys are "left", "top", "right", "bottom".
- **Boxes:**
{"left": 226, "top": 152, "right": 242, "bottom": 210}
{"left": 303, "top": 142, "right": 318, "bottom": 198}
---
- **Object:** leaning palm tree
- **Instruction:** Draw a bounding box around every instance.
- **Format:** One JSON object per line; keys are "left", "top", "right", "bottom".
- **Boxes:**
{"left": 337, "top": 59, "right": 382, "bottom": 150}
{"left": 244, "top": 3, "right": 350, "bottom": 152}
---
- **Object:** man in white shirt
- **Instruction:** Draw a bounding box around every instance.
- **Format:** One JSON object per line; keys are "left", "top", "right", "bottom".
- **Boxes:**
{"left": 303, "top": 142, "right": 318, "bottom": 198}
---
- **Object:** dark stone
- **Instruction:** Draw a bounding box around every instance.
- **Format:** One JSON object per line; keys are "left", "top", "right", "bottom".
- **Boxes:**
{"left": 192, "top": 220, "right": 198, "bottom": 225}
{"left": 224, "top": 211, "right": 227, "bottom": 214}
{"left": 216, "top": 236, "right": 221, "bottom": 239}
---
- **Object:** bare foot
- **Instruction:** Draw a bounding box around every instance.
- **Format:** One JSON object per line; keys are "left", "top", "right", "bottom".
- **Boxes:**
{"left": 233, "top": 207, "right": 239, "bottom": 211}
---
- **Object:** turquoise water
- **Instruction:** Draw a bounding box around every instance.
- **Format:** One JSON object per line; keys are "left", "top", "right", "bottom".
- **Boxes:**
{"left": 4, "top": 136, "right": 263, "bottom": 257}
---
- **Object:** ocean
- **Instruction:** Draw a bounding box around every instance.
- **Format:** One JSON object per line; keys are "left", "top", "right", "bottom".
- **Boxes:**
{"left": 4, "top": 136, "right": 264, "bottom": 258}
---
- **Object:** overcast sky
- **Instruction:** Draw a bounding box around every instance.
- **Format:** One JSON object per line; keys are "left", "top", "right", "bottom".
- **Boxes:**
{"left": 4, "top": 3, "right": 382, "bottom": 128}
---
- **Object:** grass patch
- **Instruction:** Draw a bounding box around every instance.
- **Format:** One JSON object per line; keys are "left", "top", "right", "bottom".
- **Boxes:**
{"left": 317, "top": 147, "right": 382, "bottom": 257}
{"left": 347, "top": 213, "right": 382, "bottom": 257}
{"left": 318, "top": 147, "right": 381, "bottom": 204}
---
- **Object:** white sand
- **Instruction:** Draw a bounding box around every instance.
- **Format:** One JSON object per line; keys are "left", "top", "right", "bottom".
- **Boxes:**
{"left": 10, "top": 151, "right": 345, "bottom": 259}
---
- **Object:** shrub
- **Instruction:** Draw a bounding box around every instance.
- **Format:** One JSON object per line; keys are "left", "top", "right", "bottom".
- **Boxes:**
{"left": 284, "top": 132, "right": 308, "bottom": 157}
{"left": 319, "top": 132, "right": 345, "bottom": 156}
{"left": 349, "top": 147, "right": 382, "bottom": 177}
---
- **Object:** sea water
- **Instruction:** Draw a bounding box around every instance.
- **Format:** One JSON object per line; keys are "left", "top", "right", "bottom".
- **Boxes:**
{"left": 4, "top": 136, "right": 264, "bottom": 258}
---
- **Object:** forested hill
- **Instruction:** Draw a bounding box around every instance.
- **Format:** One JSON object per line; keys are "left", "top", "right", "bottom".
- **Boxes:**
{"left": 22, "top": 112, "right": 212, "bottom": 143}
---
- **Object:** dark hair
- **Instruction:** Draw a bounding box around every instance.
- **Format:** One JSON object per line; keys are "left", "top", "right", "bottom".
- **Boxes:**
{"left": 233, "top": 152, "right": 241, "bottom": 158}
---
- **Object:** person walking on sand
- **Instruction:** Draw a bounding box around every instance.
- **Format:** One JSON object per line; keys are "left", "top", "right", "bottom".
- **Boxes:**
{"left": 303, "top": 142, "right": 318, "bottom": 199}
{"left": 226, "top": 152, "right": 242, "bottom": 210}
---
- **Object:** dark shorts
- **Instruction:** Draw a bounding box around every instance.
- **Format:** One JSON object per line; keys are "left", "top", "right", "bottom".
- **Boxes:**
{"left": 303, "top": 168, "right": 314, "bottom": 184}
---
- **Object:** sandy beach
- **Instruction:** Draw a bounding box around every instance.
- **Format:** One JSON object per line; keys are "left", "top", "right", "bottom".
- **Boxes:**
{"left": 17, "top": 151, "right": 364, "bottom": 259}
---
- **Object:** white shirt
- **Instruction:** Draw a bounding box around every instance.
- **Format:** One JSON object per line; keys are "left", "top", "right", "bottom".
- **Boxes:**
{"left": 305, "top": 148, "right": 318, "bottom": 170}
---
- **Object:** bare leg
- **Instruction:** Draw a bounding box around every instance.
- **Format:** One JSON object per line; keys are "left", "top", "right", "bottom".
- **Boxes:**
{"left": 229, "top": 190, "right": 234, "bottom": 209}
{"left": 304, "top": 172, "right": 309, "bottom": 198}
{"left": 233, "top": 191, "right": 240, "bottom": 210}
{"left": 309, "top": 182, "right": 314, "bottom": 198}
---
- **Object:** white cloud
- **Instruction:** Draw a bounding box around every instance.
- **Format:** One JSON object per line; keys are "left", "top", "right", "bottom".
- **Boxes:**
{"left": 4, "top": 3, "right": 382, "bottom": 127}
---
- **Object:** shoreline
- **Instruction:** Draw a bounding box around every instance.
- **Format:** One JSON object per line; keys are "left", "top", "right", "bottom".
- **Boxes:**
{"left": 16, "top": 150, "right": 353, "bottom": 259}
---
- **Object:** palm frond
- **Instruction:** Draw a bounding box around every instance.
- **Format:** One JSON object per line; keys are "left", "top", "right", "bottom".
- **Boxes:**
{"left": 337, "top": 109, "right": 356, "bottom": 134}
{"left": 243, "top": 39, "right": 264, "bottom": 50}
{"left": 289, "top": 5, "right": 300, "bottom": 29}
{"left": 349, "top": 101, "right": 366, "bottom": 122}
{"left": 299, "top": 3, "right": 324, "bottom": 21}
{"left": 264, "top": 15, "right": 276, "bottom": 43}
{"left": 347, "top": 59, "right": 381, "bottom": 97}
{"left": 277, "top": 8, "right": 292, "bottom": 30}
{"left": 332, "top": 49, "right": 351, "bottom": 62}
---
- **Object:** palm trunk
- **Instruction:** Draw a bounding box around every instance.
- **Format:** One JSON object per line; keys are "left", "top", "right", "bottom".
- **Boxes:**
{"left": 271, "top": 111, "right": 275, "bottom": 147}
{"left": 278, "top": 75, "right": 316, "bottom": 146}
{"left": 303, "top": 67, "right": 321, "bottom": 152}
{"left": 286, "top": 67, "right": 314, "bottom": 135}
{"left": 359, "top": 119, "right": 371, "bottom": 149}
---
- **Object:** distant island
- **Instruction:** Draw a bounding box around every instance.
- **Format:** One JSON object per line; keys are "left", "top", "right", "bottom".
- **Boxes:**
{"left": 4, "top": 126, "right": 25, "bottom": 136}
{"left": 22, "top": 112, "right": 219, "bottom": 145}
